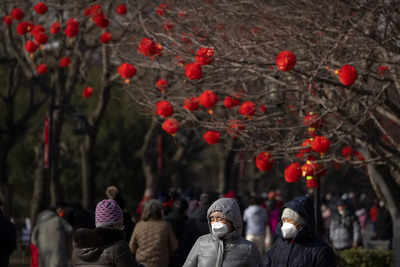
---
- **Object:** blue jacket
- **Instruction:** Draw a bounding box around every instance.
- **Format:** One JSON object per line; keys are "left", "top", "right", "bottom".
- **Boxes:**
{"left": 263, "top": 196, "right": 336, "bottom": 267}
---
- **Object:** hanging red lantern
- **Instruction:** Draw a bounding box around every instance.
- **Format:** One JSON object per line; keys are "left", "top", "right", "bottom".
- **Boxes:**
{"left": 85, "top": 4, "right": 102, "bottom": 17}
{"left": 34, "top": 2, "right": 48, "bottom": 15}
{"left": 138, "top": 38, "right": 162, "bottom": 58}
{"left": 311, "top": 136, "right": 331, "bottom": 154}
{"left": 65, "top": 19, "right": 79, "bottom": 38}
{"left": 37, "top": 64, "right": 48, "bottom": 75}
{"left": 31, "top": 25, "right": 45, "bottom": 35}
{"left": 223, "top": 96, "right": 240, "bottom": 108}
{"left": 306, "top": 176, "right": 319, "bottom": 188}
{"left": 276, "top": 50, "right": 296, "bottom": 71}
{"left": 11, "top": 8, "right": 24, "bottom": 20}
{"left": 50, "top": 22, "right": 60, "bottom": 34}
{"left": 239, "top": 101, "right": 256, "bottom": 118}
{"left": 100, "top": 32, "right": 112, "bottom": 43}
{"left": 156, "top": 3, "right": 168, "bottom": 16}
{"left": 301, "top": 160, "right": 320, "bottom": 177}
{"left": 195, "top": 47, "right": 214, "bottom": 65}
{"left": 199, "top": 90, "right": 218, "bottom": 114}
{"left": 284, "top": 162, "right": 302, "bottom": 183}
{"left": 259, "top": 105, "right": 267, "bottom": 113}
{"left": 255, "top": 152, "right": 274, "bottom": 172}
{"left": 227, "top": 120, "right": 245, "bottom": 137}
{"left": 162, "top": 118, "right": 179, "bottom": 136}
{"left": 82, "top": 87, "right": 94, "bottom": 98}
{"left": 337, "top": 65, "right": 357, "bottom": 86}
{"left": 300, "top": 138, "right": 314, "bottom": 154}
{"left": 156, "top": 79, "right": 168, "bottom": 93}
{"left": 59, "top": 57, "right": 71, "bottom": 68}
{"left": 156, "top": 100, "right": 174, "bottom": 118}
{"left": 378, "top": 65, "right": 389, "bottom": 77}
{"left": 25, "top": 40, "right": 38, "bottom": 54}
{"left": 184, "top": 97, "right": 200, "bottom": 111}
{"left": 17, "top": 21, "right": 33, "bottom": 35}
{"left": 203, "top": 131, "right": 220, "bottom": 145}
{"left": 341, "top": 146, "right": 353, "bottom": 160}
{"left": 116, "top": 4, "right": 127, "bottom": 15}
{"left": 163, "top": 21, "right": 174, "bottom": 32}
{"left": 3, "top": 16, "right": 13, "bottom": 25}
{"left": 118, "top": 63, "right": 137, "bottom": 83}
{"left": 185, "top": 63, "right": 202, "bottom": 80}
{"left": 303, "top": 112, "right": 321, "bottom": 135}
{"left": 34, "top": 32, "right": 48, "bottom": 45}
{"left": 93, "top": 13, "right": 109, "bottom": 28}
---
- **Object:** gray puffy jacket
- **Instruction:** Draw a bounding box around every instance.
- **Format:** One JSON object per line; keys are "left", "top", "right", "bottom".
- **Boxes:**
{"left": 183, "top": 198, "right": 262, "bottom": 267}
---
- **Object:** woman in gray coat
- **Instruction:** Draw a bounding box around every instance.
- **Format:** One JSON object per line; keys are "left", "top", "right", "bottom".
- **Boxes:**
{"left": 183, "top": 197, "right": 262, "bottom": 267}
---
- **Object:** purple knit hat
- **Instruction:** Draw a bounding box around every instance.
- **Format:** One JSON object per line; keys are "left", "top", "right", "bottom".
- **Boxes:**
{"left": 95, "top": 199, "right": 123, "bottom": 228}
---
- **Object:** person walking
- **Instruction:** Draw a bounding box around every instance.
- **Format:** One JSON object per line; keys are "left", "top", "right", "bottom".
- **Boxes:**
{"left": 263, "top": 195, "right": 336, "bottom": 267}
{"left": 72, "top": 199, "right": 137, "bottom": 267}
{"left": 183, "top": 197, "right": 262, "bottom": 267}
{"left": 0, "top": 206, "right": 17, "bottom": 267}
{"left": 129, "top": 199, "right": 178, "bottom": 267}
{"left": 243, "top": 197, "right": 268, "bottom": 254}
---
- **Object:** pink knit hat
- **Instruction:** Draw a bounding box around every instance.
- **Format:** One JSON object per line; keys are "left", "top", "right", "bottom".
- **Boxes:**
{"left": 95, "top": 199, "right": 123, "bottom": 228}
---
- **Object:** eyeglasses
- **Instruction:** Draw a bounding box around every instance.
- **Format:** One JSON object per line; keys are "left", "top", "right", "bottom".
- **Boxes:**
{"left": 209, "top": 216, "right": 226, "bottom": 223}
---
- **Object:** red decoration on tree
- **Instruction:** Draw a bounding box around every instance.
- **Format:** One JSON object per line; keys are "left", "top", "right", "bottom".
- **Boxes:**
{"left": 34, "top": 32, "right": 48, "bottom": 45}
{"left": 199, "top": 90, "right": 218, "bottom": 114}
{"left": 37, "top": 64, "right": 48, "bottom": 75}
{"left": 337, "top": 65, "right": 357, "bottom": 86}
{"left": 276, "top": 50, "right": 296, "bottom": 71}
{"left": 65, "top": 19, "right": 79, "bottom": 38}
{"left": 116, "top": 4, "right": 127, "bottom": 15}
{"left": 354, "top": 151, "right": 365, "bottom": 161}
{"left": 341, "top": 146, "right": 353, "bottom": 160}
{"left": 3, "top": 16, "right": 13, "bottom": 25}
{"left": 31, "top": 25, "right": 45, "bottom": 35}
{"left": 85, "top": 4, "right": 102, "bottom": 17}
{"left": 118, "top": 63, "right": 137, "bottom": 83}
{"left": 11, "top": 8, "right": 24, "bottom": 20}
{"left": 59, "top": 57, "right": 71, "bottom": 68}
{"left": 284, "top": 162, "right": 302, "bottom": 183}
{"left": 239, "top": 101, "right": 256, "bottom": 118}
{"left": 195, "top": 47, "right": 214, "bottom": 65}
{"left": 156, "top": 4, "right": 168, "bottom": 16}
{"left": 93, "top": 13, "right": 109, "bottom": 28}
{"left": 203, "top": 131, "right": 220, "bottom": 145}
{"left": 50, "top": 22, "right": 60, "bottom": 34}
{"left": 34, "top": 2, "right": 48, "bottom": 15}
{"left": 301, "top": 161, "right": 320, "bottom": 177}
{"left": 255, "top": 152, "right": 274, "bottom": 172}
{"left": 185, "top": 63, "right": 202, "bottom": 80}
{"left": 25, "top": 40, "right": 38, "bottom": 53}
{"left": 162, "top": 118, "right": 179, "bottom": 136}
{"left": 156, "top": 100, "right": 174, "bottom": 118}
{"left": 227, "top": 120, "right": 245, "bottom": 137}
{"left": 163, "top": 22, "right": 174, "bottom": 32}
{"left": 156, "top": 79, "right": 168, "bottom": 93}
{"left": 306, "top": 176, "right": 319, "bottom": 188}
{"left": 138, "top": 38, "right": 162, "bottom": 58}
{"left": 378, "top": 65, "right": 389, "bottom": 76}
{"left": 311, "top": 136, "right": 331, "bottom": 154}
{"left": 17, "top": 21, "right": 33, "bottom": 35}
{"left": 300, "top": 138, "right": 314, "bottom": 154}
{"left": 82, "top": 87, "right": 94, "bottom": 98}
{"left": 223, "top": 96, "right": 240, "bottom": 108}
{"left": 259, "top": 105, "right": 267, "bottom": 113}
{"left": 184, "top": 97, "right": 200, "bottom": 111}
{"left": 100, "top": 32, "right": 112, "bottom": 43}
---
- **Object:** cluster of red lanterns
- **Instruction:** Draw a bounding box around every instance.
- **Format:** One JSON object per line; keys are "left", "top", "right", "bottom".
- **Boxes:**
{"left": 138, "top": 38, "right": 163, "bottom": 58}
{"left": 184, "top": 47, "right": 214, "bottom": 80}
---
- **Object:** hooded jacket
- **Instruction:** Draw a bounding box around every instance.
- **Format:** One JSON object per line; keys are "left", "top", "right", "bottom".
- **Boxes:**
{"left": 264, "top": 196, "right": 336, "bottom": 267}
{"left": 183, "top": 198, "right": 262, "bottom": 267}
{"left": 72, "top": 227, "right": 137, "bottom": 267}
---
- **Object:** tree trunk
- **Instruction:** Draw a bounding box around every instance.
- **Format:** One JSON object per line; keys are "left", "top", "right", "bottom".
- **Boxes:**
{"left": 81, "top": 135, "right": 96, "bottom": 210}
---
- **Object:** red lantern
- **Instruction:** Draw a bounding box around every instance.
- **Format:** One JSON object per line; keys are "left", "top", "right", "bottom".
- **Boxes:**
{"left": 156, "top": 100, "right": 174, "bottom": 118}
{"left": 311, "top": 136, "right": 331, "bottom": 154}
{"left": 34, "top": 32, "right": 48, "bottom": 45}
{"left": 199, "top": 90, "right": 218, "bottom": 112}
{"left": 50, "top": 22, "right": 60, "bottom": 34}
{"left": 259, "top": 105, "right": 267, "bottom": 113}
{"left": 276, "top": 50, "right": 296, "bottom": 71}
{"left": 82, "top": 87, "right": 94, "bottom": 98}
{"left": 284, "top": 162, "right": 302, "bottom": 183}
{"left": 162, "top": 118, "right": 179, "bottom": 135}
{"left": 85, "top": 4, "right": 102, "bottom": 17}
{"left": 184, "top": 97, "right": 200, "bottom": 111}
{"left": 301, "top": 161, "right": 320, "bottom": 177}
{"left": 31, "top": 25, "right": 45, "bottom": 35}
{"left": 223, "top": 96, "right": 240, "bottom": 108}
{"left": 239, "top": 101, "right": 256, "bottom": 117}
{"left": 100, "top": 32, "right": 112, "bottom": 43}
{"left": 303, "top": 112, "right": 321, "bottom": 132}
{"left": 3, "top": 16, "right": 13, "bottom": 25}
{"left": 300, "top": 138, "right": 313, "bottom": 154}
{"left": 34, "top": 2, "right": 48, "bottom": 15}
{"left": 156, "top": 3, "right": 168, "bottom": 16}
{"left": 138, "top": 38, "right": 162, "bottom": 58}
{"left": 118, "top": 63, "right": 137, "bottom": 83}
{"left": 59, "top": 57, "right": 71, "bottom": 68}
{"left": 65, "top": 19, "right": 79, "bottom": 38}
{"left": 116, "top": 4, "right": 127, "bottom": 15}
{"left": 227, "top": 120, "right": 245, "bottom": 137}
{"left": 11, "top": 8, "right": 24, "bottom": 20}
{"left": 185, "top": 63, "right": 202, "bottom": 80}
{"left": 378, "top": 65, "right": 389, "bottom": 77}
{"left": 163, "top": 21, "right": 174, "bottom": 32}
{"left": 25, "top": 40, "right": 38, "bottom": 53}
{"left": 306, "top": 176, "right": 319, "bottom": 188}
{"left": 195, "top": 47, "right": 214, "bottom": 65}
{"left": 203, "top": 131, "right": 220, "bottom": 145}
{"left": 93, "top": 13, "right": 109, "bottom": 28}
{"left": 37, "top": 64, "right": 48, "bottom": 75}
{"left": 156, "top": 79, "right": 168, "bottom": 93}
{"left": 255, "top": 152, "right": 274, "bottom": 172}
{"left": 17, "top": 21, "right": 33, "bottom": 35}
{"left": 341, "top": 146, "right": 353, "bottom": 160}
{"left": 337, "top": 65, "right": 357, "bottom": 86}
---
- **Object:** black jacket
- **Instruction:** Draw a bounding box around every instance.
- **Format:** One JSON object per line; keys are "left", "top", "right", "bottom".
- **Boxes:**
{"left": 264, "top": 196, "right": 336, "bottom": 267}
{"left": 0, "top": 214, "right": 16, "bottom": 258}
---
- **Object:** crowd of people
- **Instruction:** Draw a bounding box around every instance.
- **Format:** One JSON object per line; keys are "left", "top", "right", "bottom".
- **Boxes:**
{"left": 0, "top": 186, "right": 394, "bottom": 267}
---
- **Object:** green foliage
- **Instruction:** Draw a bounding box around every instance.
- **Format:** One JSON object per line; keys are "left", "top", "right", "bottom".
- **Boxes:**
{"left": 337, "top": 248, "right": 392, "bottom": 267}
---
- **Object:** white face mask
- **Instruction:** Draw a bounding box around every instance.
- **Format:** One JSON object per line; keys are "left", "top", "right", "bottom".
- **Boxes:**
{"left": 281, "top": 222, "right": 298, "bottom": 239}
{"left": 338, "top": 209, "right": 347, "bottom": 216}
{"left": 211, "top": 222, "right": 229, "bottom": 238}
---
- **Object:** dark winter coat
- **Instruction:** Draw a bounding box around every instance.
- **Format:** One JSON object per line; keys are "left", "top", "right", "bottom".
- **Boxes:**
{"left": 0, "top": 213, "right": 17, "bottom": 267}
{"left": 183, "top": 198, "right": 262, "bottom": 267}
{"left": 264, "top": 196, "right": 336, "bottom": 267}
{"left": 72, "top": 227, "right": 137, "bottom": 267}
{"left": 375, "top": 207, "right": 393, "bottom": 240}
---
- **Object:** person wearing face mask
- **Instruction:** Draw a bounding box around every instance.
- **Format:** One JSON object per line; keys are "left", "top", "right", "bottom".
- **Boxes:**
{"left": 329, "top": 199, "right": 361, "bottom": 251}
{"left": 263, "top": 196, "right": 336, "bottom": 267}
{"left": 183, "top": 197, "right": 262, "bottom": 267}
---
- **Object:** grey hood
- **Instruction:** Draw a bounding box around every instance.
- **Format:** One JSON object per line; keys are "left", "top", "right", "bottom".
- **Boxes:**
{"left": 207, "top": 198, "right": 242, "bottom": 240}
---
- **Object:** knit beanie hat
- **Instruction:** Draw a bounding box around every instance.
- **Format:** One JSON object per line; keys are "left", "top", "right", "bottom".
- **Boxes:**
{"left": 95, "top": 199, "right": 123, "bottom": 228}
{"left": 282, "top": 208, "right": 305, "bottom": 225}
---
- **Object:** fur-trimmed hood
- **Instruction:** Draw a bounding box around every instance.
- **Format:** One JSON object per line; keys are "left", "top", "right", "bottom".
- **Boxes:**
{"left": 73, "top": 227, "right": 124, "bottom": 261}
